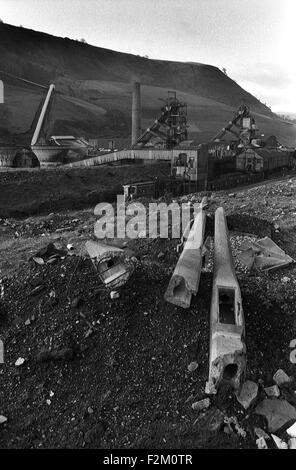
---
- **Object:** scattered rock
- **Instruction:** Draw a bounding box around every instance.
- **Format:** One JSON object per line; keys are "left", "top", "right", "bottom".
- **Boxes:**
{"left": 33, "top": 242, "right": 67, "bottom": 262}
{"left": 264, "top": 385, "right": 280, "bottom": 398}
{"left": 254, "top": 427, "right": 270, "bottom": 440}
{"left": 236, "top": 380, "right": 258, "bottom": 409}
{"left": 192, "top": 398, "right": 210, "bottom": 412}
{"left": 255, "top": 399, "right": 296, "bottom": 432}
{"left": 187, "top": 361, "right": 199, "bottom": 373}
{"left": 271, "top": 434, "right": 288, "bottom": 449}
{"left": 0, "top": 415, "right": 7, "bottom": 424}
{"left": 32, "top": 257, "right": 45, "bottom": 265}
{"left": 29, "top": 285, "right": 45, "bottom": 296}
{"left": 288, "top": 438, "right": 296, "bottom": 449}
{"left": 157, "top": 252, "right": 165, "bottom": 260}
{"left": 224, "top": 416, "right": 246, "bottom": 438}
{"left": 85, "top": 329, "right": 93, "bottom": 338}
{"left": 15, "top": 357, "right": 25, "bottom": 367}
{"left": 110, "top": 291, "right": 120, "bottom": 300}
{"left": 280, "top": 385, "right": 296, "bottom": 407}
{"left": 286, "top": 421, "right": 296, "bottom": 438}
{"left": 273, "top": 369, "right": 291, "bottom": 386}
{"left": 71, "top": 297, "right": 82, "bottom": 309}
{"left": 256, "top": 437, "right": 268, "bottom": 449}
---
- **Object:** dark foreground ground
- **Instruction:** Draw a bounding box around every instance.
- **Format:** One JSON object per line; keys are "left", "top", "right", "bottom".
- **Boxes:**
{"left": 0, "top": 173, "right": 296, "bottom": 449}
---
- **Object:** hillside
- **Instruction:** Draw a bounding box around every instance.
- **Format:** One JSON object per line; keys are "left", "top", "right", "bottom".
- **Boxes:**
{"left": 0, "top": 22, "right": 296, "bottom": 147}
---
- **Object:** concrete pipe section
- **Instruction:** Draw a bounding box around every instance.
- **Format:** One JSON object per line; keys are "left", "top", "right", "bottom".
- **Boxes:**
{"left": 206, "top": 207, "right": 246, "bottom": 394}
{"left": 164, "top": 197, "right": 207, "bottom": 308}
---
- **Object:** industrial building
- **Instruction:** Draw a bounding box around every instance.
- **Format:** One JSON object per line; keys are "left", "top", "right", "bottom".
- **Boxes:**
{"left": 236, "top": 147, "right": 294, "bottom": 173}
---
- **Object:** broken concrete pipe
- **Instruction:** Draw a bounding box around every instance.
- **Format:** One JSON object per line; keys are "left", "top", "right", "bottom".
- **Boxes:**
{"left": 85, "top": 240, "right": 134, "bottom": 289}
{"left": 206, "top": 206, "right": 246, "bottom": 395}
{"left": 164, "top": 198, "right": 207, "bottom": 308}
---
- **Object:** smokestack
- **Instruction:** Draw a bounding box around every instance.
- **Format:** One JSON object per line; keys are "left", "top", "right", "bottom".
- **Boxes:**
{"left": 132, "top": 81, "right": 141, "bottom": 146}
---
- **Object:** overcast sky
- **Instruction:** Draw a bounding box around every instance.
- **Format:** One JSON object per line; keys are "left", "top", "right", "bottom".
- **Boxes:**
{"left": 1, "top": 0, "right": 295, "bottom": 114}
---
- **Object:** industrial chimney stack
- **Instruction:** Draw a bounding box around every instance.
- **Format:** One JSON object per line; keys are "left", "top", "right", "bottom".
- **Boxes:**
{"left": 132, "top": 81, "right": 141, "bottom": 146}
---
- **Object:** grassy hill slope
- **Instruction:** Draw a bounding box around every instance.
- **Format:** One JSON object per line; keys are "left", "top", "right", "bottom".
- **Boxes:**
{"left": 0, "top": 22, "right": 295, "bottom": 146}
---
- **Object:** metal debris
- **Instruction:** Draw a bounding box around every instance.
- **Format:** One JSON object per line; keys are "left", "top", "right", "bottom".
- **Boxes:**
{"left": 85, "top": 240, "right": 135, "bottom": 290}
{"left": 238, "top": 237, "right": 294, "bottom": 271}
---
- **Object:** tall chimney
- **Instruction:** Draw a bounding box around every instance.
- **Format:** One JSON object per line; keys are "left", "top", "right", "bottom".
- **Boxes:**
{"left": 132, "top": 81, "right": 141, "bottom": 146}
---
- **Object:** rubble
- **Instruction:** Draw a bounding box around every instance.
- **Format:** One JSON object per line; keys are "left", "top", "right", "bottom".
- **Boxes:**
{"left": 236, "top": 381, "right": 258, "bottom": 409}
{"left": 1, "top": 174, "right": 296, "bottom": 449}
{"left": 256, "top": 437, "right": 268, "bottom": 449}
{"left": 273, "top": 369, "right": 292, "bottom": 386}
{"left": 255, "top": 399, "right": 296, "bottom": 432}
{"left": 187, "top": 361, "right": 199, "bottom": 372}
{"left": 288, "top": 438, "right": 296, "bottom": 449}
{"left": 271, "top": 434, "right": 288, "bottom": 449}
{"left": 238, "top": 237, "right": 294, "bottom": 272}
{"left": 286, "top": 421, "right": 296, "bottom": 438}
{"left": 31, "top": 242, "right": 67, "bottom": 264}
{"left": 0, "top": 415, "right": 8, "bottom": 424}
{"left": 223, "top": 416, "right": 246, "bottom": 438}
{"left": 85, "top": 240, "right": 135, "bottom": 290}
{"left": 15, "top": 357, "right": 25, "bottom": 367}
{"left": 110, "top": 291, "right": 120, "bottom": 300}
{"left": 192, "top": 398, "right": 210, "bottom": 411}
{"left": 254, "top": 427, "right": 270, "bottom": 440}
{"left": 193, "top": 407, "right": 225, "bottom": 431}
{"left": 264, "top": 385, "right": 280, "bottom": 398}
{"left": 71, "top": 296, "right": 82, "bottom": 308}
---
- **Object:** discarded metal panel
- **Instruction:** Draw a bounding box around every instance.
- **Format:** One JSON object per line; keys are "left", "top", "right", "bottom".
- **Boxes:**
{"left": 238, "top": 237, "right": 294, "bottom": 271}
{"left": 85, "top": 240, "right": 134, "bottom": 289}
{"left": 206, "top": 207, "right": 246, "bottom": 395}
{"left": 164, "top": 198, "right": 207, "bottom": 308}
